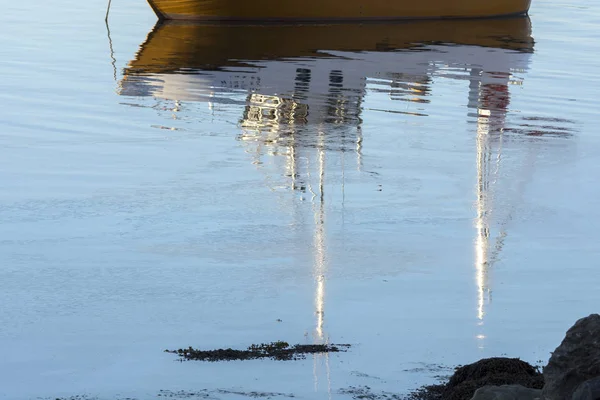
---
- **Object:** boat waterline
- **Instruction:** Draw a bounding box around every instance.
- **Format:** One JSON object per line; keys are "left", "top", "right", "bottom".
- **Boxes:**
{"left": 146, "top": 0, "right": 532, "bottom": 21}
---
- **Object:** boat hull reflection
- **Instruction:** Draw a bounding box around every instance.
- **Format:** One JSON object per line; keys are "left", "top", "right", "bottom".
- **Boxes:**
{"left": 121, "top": 17, "right": 534, "bottom": 128}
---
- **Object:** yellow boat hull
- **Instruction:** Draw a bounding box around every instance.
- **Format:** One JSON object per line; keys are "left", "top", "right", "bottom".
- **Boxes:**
{"left": 146, "top": 0, "right": 532, "bottom": 21}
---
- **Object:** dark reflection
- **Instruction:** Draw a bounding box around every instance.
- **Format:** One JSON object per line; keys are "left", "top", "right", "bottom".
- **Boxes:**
{"left": 118, "top": 17, "right": 575, "bottom": 359}
{"left": 506, "top": 116, "right": 577, "bottom": 137}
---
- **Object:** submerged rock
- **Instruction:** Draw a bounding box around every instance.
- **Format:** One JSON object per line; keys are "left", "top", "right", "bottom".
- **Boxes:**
{"left": 469, "top": 384, "right": 542, "bottom": 400}
{"left": 542, "top": 314, "right": 600, "bottom": 400}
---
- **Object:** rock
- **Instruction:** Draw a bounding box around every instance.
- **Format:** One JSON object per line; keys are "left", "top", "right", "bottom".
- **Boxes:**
{"left": 542, "top": 314, "right": 600, "bottom": 400}
{"left": 441, "top": 358, "right": 544, "bottom": 400}
{"left": 470, "top": 384, "right": 542, "bottom": 400}
{"left": 572, "top": 377, "right": 600, "bottom": 400}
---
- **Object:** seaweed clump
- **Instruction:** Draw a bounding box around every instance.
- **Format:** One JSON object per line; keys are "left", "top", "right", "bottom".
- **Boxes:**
{"left": 408, "top": 357, "right": 544, "bottom": 400}
{"left": 165, "top": 341, "right": 350, "bottom": 362}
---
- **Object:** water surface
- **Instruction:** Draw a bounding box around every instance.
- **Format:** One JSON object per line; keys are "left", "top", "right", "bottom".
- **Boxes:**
{"left": 1, "top": 1, "right": 600, "bottom": 399}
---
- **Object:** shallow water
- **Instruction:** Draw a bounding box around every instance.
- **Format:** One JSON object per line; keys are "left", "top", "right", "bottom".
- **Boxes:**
{"left": 1, "top": 1, "right": 600, "bottom": 399}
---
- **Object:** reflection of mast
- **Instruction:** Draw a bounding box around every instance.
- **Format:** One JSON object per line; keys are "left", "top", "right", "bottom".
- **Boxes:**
{"left": 475, "top": 122, "right": 490, "bottom": 323}
{"left": 471, "top": 68, "right": 511, "bottom": 342}
{"left": 314, "top": 141, "right": 326, "bottom": 340}
{"left": 470, "top": 64, "right": 545, "bottom": 351}
{"left": 356, "top": 127, "right": 363, "bottom": 171}
{"left": 311, "top": 130, "right": 332, "bottom": 398}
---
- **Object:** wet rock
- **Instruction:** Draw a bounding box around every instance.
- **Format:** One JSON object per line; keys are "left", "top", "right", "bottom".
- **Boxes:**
{"left": 469, "top": 384, "right": 542, "bottom": 400}
{"left": 443, "top": 358, "right": 544, "bottom": 400}
{"left": 542, "top": 314, "right": 600, "bottom": 400}
{"left": 407, "top": 358, "right": 543, "bottom": 400}
{"left": 571, "top": 377, "right": 600, "bottom": 400}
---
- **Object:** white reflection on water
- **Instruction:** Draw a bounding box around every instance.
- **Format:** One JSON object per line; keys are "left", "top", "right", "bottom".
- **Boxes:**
{"left": 311, "top": 136, "right": 333, "bottom": 397}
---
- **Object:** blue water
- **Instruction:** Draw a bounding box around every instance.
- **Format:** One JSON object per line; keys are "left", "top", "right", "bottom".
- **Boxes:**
{"left": 1, "top": 1, "right": 600, "bottom": 399}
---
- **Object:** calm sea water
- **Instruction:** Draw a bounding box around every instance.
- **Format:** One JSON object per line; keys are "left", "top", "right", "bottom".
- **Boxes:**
{"left": 1, "top": 1, "right": 600, "bottom": 399}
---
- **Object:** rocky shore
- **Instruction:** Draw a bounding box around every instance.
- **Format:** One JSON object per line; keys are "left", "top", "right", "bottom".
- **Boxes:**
{"left": 409, "top": 314, "right": 600, "bottom": 400}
